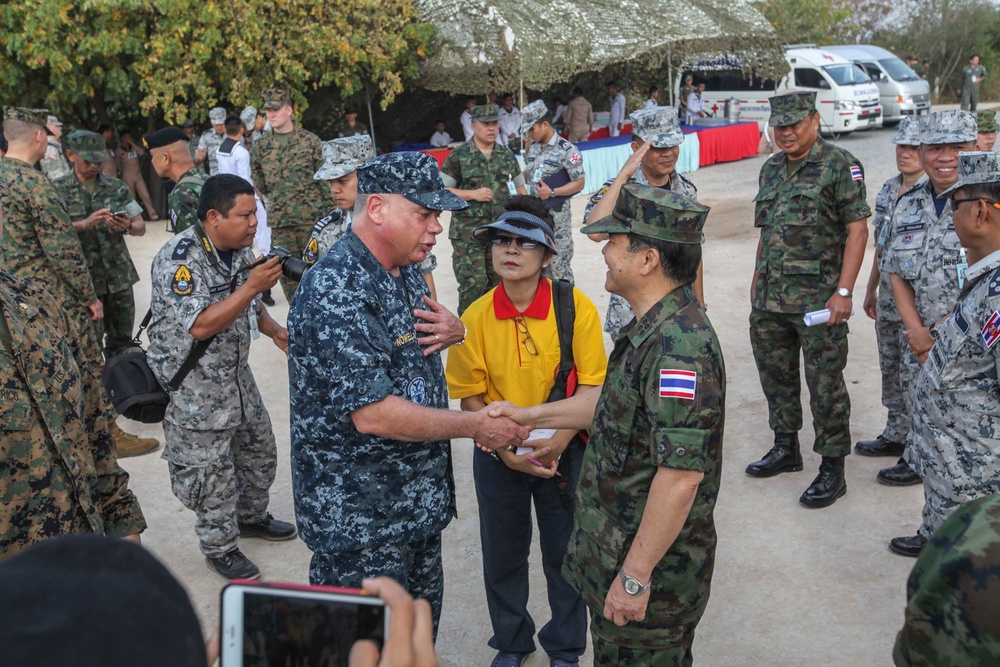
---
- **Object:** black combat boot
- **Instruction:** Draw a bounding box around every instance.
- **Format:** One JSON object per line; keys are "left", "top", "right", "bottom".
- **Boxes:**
{"left": 877, "top": 458, "right": 921, "bottom": 486}
{"left": 854, "top": 435, "right": 906, "bottom": 457}
{"left": 745, "top": 432, "right": 803, "bottom": 478}
{"left": 800, "top": 456, "right": 847, "bottom": 508}
{"left": 888, "top": 534, "right": 927, "bottom": 557}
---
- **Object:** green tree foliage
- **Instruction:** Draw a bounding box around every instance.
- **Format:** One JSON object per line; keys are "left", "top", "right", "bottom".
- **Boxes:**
{"left": 753, "top": 0, "right": 851, "bottom": 46}
{"left": 0, "top": 0, "right": 432, "bottom": 127}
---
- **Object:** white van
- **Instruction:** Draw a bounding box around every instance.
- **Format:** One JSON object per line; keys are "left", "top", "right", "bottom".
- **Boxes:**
{"left": 825, "top": 45, "right": 931, "bottom": 123}
{"left": 675, "top": 46, "right": 883, "bottom": 136}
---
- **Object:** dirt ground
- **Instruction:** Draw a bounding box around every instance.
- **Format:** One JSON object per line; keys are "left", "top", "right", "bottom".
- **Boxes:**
{"left": 115, "top": 113, "right": 971, "bottom": 666}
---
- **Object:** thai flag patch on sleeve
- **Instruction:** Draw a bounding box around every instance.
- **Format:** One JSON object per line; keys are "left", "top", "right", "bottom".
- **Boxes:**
{"left": 850, "top": 165, "right": 863, "bottom": 181}
{"left": 659, "top": 369, "right": 697, "bottom": 400}
{"left": 982, "top": 310, "right": 1000, "bottom": 349}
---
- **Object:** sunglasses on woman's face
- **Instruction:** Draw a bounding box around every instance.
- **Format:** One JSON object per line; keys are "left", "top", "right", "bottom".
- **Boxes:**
{"left": 491, "top": 235, "right": 539, "bottom": 250}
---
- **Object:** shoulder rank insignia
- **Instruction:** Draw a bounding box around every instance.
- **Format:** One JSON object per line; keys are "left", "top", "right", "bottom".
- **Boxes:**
{"left": 171, "top": 237, "right": 195, "bottom": 260}
{"left": 988, "top": 267, "right": 1000, "bottom": 297}
{"left": 172, "top": 265, "right": 193, "bottom": 295}
{"left": 590, "top": 185, "right": 609, "bottom": 205}
{"left": 304, "top": 238, "right": 319, "bottom": 265}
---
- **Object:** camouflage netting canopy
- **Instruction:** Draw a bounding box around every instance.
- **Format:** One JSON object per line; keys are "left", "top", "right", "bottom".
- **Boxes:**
{"left": 415, "top": 0, "right": 785, "bottom": 94}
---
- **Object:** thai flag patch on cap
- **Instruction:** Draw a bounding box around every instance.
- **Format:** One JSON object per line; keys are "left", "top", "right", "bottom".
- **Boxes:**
{"left": 850, "top": 165, "right": 863, "bottom": 181}
{"left": 982, "top": 310, "right": 1000, "bottom": 349}
{"left": 660, "top": 369, "right": 697, "bottom": 400}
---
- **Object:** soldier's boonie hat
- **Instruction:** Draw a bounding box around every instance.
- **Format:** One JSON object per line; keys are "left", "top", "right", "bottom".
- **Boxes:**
{"left": 472, "top": 210, "right": 557, "bottom": 253}
{"left": 240, "top": 106, "right": 258, "bottom": 131}
{"left": 3, "top": 107, "right": 50, "bottom": 128}
{"left": 580, "top": 183, "right": 709, "bottom": 244}
{"left": 891, "top": 117, "right": 921, "bottom": 146}
{"left": 65, "top": 130, "right": 110, "bottom": 163}
{"left": 920, "top": 110, "right": 977, "bottom": 145}
{"left": 768, "top": 91, "right": 816, "bottom": 127}
{"left": 356, "top": 151, "right": 469, "bottom": 211}
{"left": 940, "top": 151, "right": 1000, "bottom": 197}
{"left": 181, "top": 118, "right": 195, "bottom": 129}
{"left": 208, "top": 107, "right": 226, "bottom": 125}
{"left": 143, "top": 126, "right": 190, "bottom": 150}
{"left": 262, "top": 89, "right": 292, "bottom": 110}
{"left": 519, "top": 100, "right": 549, "bottom": 134}
{"left": 471, "top": 104, "right": 500, "bottom": 123}
{"left": 46, "top": 115, "right": 62, "bottom": 127}
{"left": 977, "top": 109, "right": 1000, "bottom": 133}
{"left": 629, "top": 106, "right": 685, "bottom": 148}
{"left": 313, "top": 135, "right": 377, "bottom": 181}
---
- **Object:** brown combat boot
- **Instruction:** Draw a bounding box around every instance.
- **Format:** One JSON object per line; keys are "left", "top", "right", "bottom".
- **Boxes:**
{"left": 110, "top": 421, "right": 160, "bottom": 458}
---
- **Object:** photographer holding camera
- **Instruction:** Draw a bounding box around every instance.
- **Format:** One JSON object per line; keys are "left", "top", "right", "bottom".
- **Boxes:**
{"left": 148, "top": 174, "right": 297, "bottom": 581}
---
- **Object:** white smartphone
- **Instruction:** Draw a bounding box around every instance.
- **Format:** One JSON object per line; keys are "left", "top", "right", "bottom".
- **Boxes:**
{"left": 220, "top": 581, "right": 388, "bottom": 667}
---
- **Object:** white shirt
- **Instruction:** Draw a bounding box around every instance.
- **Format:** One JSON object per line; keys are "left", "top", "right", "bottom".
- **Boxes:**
{"left": 430, "top": 131, "right": 453, "bottom": 147}
{"left": 460, "top": 110, "right": 474, "bottom": 141}
{"left": 687, "top": 92, "right": 705, "bottom": 115}
{"left": 553, "top": 103, "right": 567, "bottom": 124}
{"left": 643, "top": 98, "right": 658, "bottom": 109}
{"left": 498, "top": 106, "right": 521, "bottom": 146}
{"left": 215, "top": 138, "right": 253, "bottom": 185}
{"left": 609, "top": 92, "right": 626, "bottom": 128}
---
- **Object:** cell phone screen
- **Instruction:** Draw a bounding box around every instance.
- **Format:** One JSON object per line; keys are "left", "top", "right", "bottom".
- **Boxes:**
{"left": 239, "top": 589, "right": 385, "bottom": 666}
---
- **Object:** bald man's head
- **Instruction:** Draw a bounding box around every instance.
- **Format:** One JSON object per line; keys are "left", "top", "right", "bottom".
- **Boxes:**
{"left": 149, "top": 139, "right": 195, "bottom": 181}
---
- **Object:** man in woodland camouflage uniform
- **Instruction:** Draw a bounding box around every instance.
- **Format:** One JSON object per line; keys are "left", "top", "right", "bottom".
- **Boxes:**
{"left": 145, "top": 126, "right": 208, "bottom": 234}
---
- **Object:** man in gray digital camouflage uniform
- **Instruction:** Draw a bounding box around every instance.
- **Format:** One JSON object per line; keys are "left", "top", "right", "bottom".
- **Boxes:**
{"left": 521, "top": 100, "right": 586, "bottom": 283}
{"left": 583, "top": 105, "right": 704, "bottom": 339}
{"left": 196, "top": 107, "right": 227, "bottom": 176}
{"left": 879, "top": 111, "right": 977, "bottom": 515}
{"left": 856, "top": 118, "right": 925, "bottom": 464}
{"left": 889, "top": 151, "right": 1000, "bottom": 558}
{"left": 147, "top": 174, "right": 296, "bottom": 581}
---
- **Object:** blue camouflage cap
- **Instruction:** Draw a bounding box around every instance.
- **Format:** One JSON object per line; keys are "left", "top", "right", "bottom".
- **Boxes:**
{"left": 940, "top": 151, "right": 1000, "bottom": 197}
{"left": 313, "top": 135, "right": 376, "bottom": 181}
{"left": 580, "top": 184, "right": 709, "bottom": 244}
{"left": 520, "top": 100, "right": 549, "bottom": 134}
{"left": 892, "top": 116, "right": 921, "bottom": 146}
{"left": 629, "top": 106, "right": 685, "bottom": 148}
{"left": 356, "top": 152, "right": 468, "bottom": 211}
{"left": 920, "top": 110, "right": 977, "bottom": 145}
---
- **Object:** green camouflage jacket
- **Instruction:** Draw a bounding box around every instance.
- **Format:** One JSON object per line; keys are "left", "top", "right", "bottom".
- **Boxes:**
{"left": 440, "top": 140, "right": 521, "bottom": 240}
{"left": 250, "top": 127, "right": 334, "bottom": 229}
{"left": 168, "top": 167, "right": 208, "bottom": 234}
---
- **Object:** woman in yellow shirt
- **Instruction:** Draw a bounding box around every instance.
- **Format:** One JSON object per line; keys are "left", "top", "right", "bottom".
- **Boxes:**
{"left": 446, "top": 196, "right": 607, "bottom": 667}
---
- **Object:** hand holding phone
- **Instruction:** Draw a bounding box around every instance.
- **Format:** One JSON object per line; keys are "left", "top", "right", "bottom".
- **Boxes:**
{"left": 348, "top": 577, "right": 438, "bottom": 667}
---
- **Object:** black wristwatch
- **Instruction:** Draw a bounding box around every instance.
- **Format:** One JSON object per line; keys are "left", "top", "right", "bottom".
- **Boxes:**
{"left": 489, "top": 444, "right": 517, "bottom": 462}
{"left": 929, "top": 324, "right": 940, "bottom": 341}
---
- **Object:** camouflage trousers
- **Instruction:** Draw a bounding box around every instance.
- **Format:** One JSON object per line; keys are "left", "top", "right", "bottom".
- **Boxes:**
{"left": 452, "top": 238, "right": 499, "bottom": 315}
{"left": 64, "top": 297, "right": 104, "bottom": 368}
{"left": 161, "top": 406, "right": 277, "bottom": 557}
{"left": 875, "top": 306, "right": 909, "bottom": 443}
{"left": 542, "top": 203, "right": 574, "bottom": 283}
{"left": 916, "top": 484, "right": 965, "bottom": 540}
{"left": 604, "top": 294, "right": 634, "bottom": 339}
{"left": 309, "top": 532, "right": 444, "bottom": 639}
{"left": 749, "top": 309, "right": 851, "bottom": 457}
{"left": 92, "top": 287, "right": 136, "bottom": 359}
{"left": 270, "top": 223, "right": 315, "bottom": 303}
{"left": 590, "top": 613, "right": 698, "bottom": 666}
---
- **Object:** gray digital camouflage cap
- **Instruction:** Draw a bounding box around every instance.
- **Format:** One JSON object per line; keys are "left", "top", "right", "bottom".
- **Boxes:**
{"left": 3, "top": 107, "right": 49, "bottom": 127}
{"left": 64, "top": 130, "right": 110, "bottom": 163}
{"left": 977, "top": 109, "right": 1000, "bottom": 133}
{"left": 920, "top": 110, "right": 977, "bottom": 145}
{"left": 471, "top": 104, "right": 500, "bottom": 122}
{"left": 519, "top": 100, "right": 549, "bottom": 134}
{"left": 240, "top": 106, "right": 258, "bottom": 131}
{"left": 767, "top": 91, "right": 817, "bottom": 127}
{"left": 46, "top": 115, "right": 62, "bottom": 127}
{"left": 891, "top": 116, "right": 921, "bottom": 146}
{"left": 580, "top": 183, "right": 709, "bottom": 244}
{"left": 940, "top": 151, "right": 1000, "bottom": 197}
{"left": 313, "top": 135, "right": 377, "bottom": 181}
{"left": 208, "top": 107, "right": 226, "bottom": 124}
{"left": 262, "top": 89, "right": 292, "bottom": 110}
{"left": 356, "top": 151, "right": 469, "bottom": 211}
{"left": 629, "top": 106, "right": 685, "bottom": 148}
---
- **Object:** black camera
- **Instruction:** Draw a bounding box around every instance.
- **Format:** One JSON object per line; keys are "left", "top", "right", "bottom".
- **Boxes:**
{"left": 266, "top": 246, "right": 309, "bottom": 282}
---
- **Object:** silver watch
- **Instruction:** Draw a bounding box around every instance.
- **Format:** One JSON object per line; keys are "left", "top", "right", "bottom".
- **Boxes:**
{"left": 619, "top": 570, "right": 651, "bottom": 596}
{"left": 836, "top": 287, "right": 853, "bottom": 298}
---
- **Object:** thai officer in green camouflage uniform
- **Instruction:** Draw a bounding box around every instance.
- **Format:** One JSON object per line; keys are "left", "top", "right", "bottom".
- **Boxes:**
{"left": 251, "top": 88, "right": 335, "bottom": 302}
{"left": 888, "top": 151, "right": 1000, "bottom": 558}
{"left": 0, "top": 189, "right": 146, "bottom": 560}
{"left": 746, "top": 91, "right": 871, "bottom": 509}
{"left": 147, "top": 175, "right": 296, "bottom": 581}
{"left": 440, "top": 104, "right": 527, "bottom": 314}
{"left": 196, "top": 107, "right": 227, "bottom": 176}
{"left": 489, "top": 185, "right": 724, "bottom": 665}
{"left": 144, "top": 126, "right": 208, "bottom": 234}
{"left": 54, "top": 130, "right": 146, "bottom": 359}
{"left": 976, "top": 109, "right": 998, "bottom": 151}
{"left": 880, "top": 111, "right": 977, "bottom": 500}
{"left": 856, "top": 118, "right": 925, "bottom": 462}
{"left": 521, "top": 100, "right": 586, "bottom": 283}
{"left": 583, "top": 106, "right": 704, "bottom": 339}
{"left": 894, "top": 494, "right": 1000, "bottom": 666}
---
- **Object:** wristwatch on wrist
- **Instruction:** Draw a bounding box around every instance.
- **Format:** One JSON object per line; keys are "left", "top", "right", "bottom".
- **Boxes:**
{"left": 929, "top": 324, "right": 940, "bottom": 340}
{"left": 836, "top": 287, "right": 853, "bottom": 298}
{"left": 489, "top": 444, "right": 518, "bottom": 462}
{"left": 619, "top": 570, "right": 651, "bottom": 596}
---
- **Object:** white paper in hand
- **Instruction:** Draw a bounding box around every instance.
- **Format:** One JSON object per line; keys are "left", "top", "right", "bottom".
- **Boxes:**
{"left": 517, "top": 429, "right": 557, "bottom": 455}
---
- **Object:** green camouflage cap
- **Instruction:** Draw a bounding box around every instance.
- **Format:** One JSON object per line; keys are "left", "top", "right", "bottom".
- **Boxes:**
{"left": 313, "top": 135, "right": 377, "bottom": 181}
{"left": 3, "top": 107, "right": 49, "bottom": 127}
{"left": 891, "top": 116, "right": 921, "bottom": 146}
{"left": 920, "top": 110, "right": 977, "bottom": 145}
{"left": 471, "top": 104, "right": 499, "bottom": 122}
{"left": 262, "top": 88, "right": 292, "bottom": 110}
{"left": 519, "top": 100, "right": 548, "bottom": 134}
{"left": 580, "top": 183, "right": 709, "bottom": 244}
{"left": 64, "top": 130, "right": 110, "bottom": 163}
{"left": 356, "top": 151, "right": 469, "bottom": 211}
{"left": 767, "top": 91, "right": 817, "bottom": 127}
{"left": 977, "top": 109, "right": 1000, "bottom": 133}
{"left": 629, "top": 105, "right": 685, "bottom": 148}
{"left": 940, "top": 151, "right": 1000, "bottom": 197}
